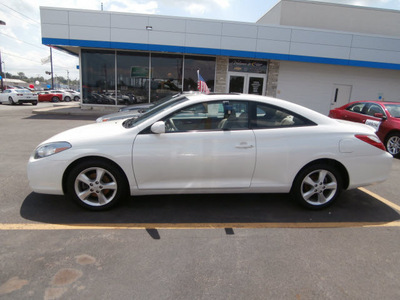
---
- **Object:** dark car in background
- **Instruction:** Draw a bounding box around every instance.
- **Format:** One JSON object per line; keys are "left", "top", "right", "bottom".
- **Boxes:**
{"left": 329, "top": 101, "right": 400, "bottom": 157}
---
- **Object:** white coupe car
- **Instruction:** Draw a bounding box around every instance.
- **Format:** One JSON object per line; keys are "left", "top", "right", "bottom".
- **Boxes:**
{"left": 0, "top": 89, "right": 38, "bottom": 105}
{"left": 27, "top": 93, "right": 392, "bottom": 210}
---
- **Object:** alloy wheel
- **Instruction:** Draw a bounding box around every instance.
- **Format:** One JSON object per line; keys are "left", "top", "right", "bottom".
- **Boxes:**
{"left": 74, "top": 167, "right": 118, "bottom": 207}
{"left": 387, "top": 135, "right": 400, "bottom": 156}
{"left": 300, "top": 169, "right": 338, "bottom": 206}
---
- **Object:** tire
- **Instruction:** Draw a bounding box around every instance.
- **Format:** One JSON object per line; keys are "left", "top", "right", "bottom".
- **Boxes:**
{"left": 9, "top": 97, "right": 15, "bottom": 105}
{"left": 385, "top": 132, "right": 400, "bottom": 158}
{"left": 32, "top": 101, "right": 38, "bottom": 106}
{"left": 74, "top": 96, "right": 80, "bottom": 101}
{"left": 66, "top": 159, "right": 128, "bottom": 211}
{"left": 51, "top": 97, "right": 59, "bottom": 102}
{"left": 64, "top": 96, "right": 71, "bottom": 102}
{"left": 291, "top": 163, "right": 342, "bottom": 209}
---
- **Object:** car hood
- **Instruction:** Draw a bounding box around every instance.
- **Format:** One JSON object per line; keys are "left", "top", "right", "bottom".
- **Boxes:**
{"left": 40, "top": 119, "right": 136, "bottom": 147}
{"left": 96, "top": 111, "right": 142, "bottom": 122}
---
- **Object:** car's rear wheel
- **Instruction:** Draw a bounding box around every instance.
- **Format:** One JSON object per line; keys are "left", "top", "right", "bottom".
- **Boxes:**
{"left": 66, "top": 159, "right": 128, "bottom": 210}
{"left": 32, "top": 101, "right": 37, "bottom": 106}
{"left": 51, "top": 97, "right": 59, "bottom": 102}
{"left": 291, "top": 163, "right": 342, "bottom": 209}
{"left": 64, "top": 96, "right": 71, "bottom": 102}
{"left": 385, "top": 132, "right": 400, "bottom": 158}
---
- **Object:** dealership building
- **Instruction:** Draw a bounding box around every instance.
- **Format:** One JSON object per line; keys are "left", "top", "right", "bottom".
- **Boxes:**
{"left": 40, "top": 0, "right": 400, "bottom": 114}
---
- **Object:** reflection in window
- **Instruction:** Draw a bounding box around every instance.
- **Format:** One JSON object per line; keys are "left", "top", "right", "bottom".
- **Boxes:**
{"left": 253, "top": 103, "right": 313, "bottom": 128}
{"left": 386, "top": 104, "right": 400, "bottom": 118}
{"left": 117, "top": 52, "right": 149, "bottom": 104}
{"left": 347, "top": 103, "right": 366, "bottom": 114}
{"left": 151, "top": 54, "right": 182, "bottom": 102}
{"left": 164, "top": 101, "right": 248, "bottom": 132}
{"left": 183, "top": 56, "right": 215, "bottom": 92}
{"left": 81, "top": 50, "right": 115, "bottom": 105}
{"left": 81, "top": 51, "right": 216, "bottom": 105}
{"left": 366, "top": 104, "right": 384, "bottom": 116}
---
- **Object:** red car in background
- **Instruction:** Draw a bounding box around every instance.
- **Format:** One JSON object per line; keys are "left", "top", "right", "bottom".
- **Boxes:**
{"left": 329, "top": 101, "right": 400, "bottom": 157}
{"left": 38, "top": 91, "right": 63, "bottom": 102}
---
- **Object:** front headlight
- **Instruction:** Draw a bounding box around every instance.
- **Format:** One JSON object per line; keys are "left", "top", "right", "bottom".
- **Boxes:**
{"left": 34, "top": 142, "right": 72, "bottom": 159}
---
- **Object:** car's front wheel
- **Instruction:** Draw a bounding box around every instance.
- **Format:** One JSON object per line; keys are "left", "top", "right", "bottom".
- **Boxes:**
{"left": 385, "top": 132, "right": 400, "bottom": 158}
{"left": 66, "top": 159, "right": 128, "bottom": 210}
{"left": 51, "top": 97, "right": 59, "bottom": 102}
{"left": 64, "top": 96, "right": 71, "bottom": 102}
{"left": 291, "top": 163, "right": 342, "bottom": 209}
{"left": 8, "top": 96, "right": 15, "bottom": 105}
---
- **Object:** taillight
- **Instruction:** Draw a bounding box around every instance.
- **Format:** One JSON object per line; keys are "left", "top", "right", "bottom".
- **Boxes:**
{"left": 355, "top": 134, "right": 386, "bottom": 151}
{"left": 17, "top": 94, "right": 23, "bottom": 96}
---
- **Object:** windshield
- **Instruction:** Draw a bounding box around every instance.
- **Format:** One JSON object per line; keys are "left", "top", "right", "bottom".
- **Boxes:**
{"left": 385, "top": 104, "right": 400, "bottom": 118}
{"left": 123, "top": 94, "right": 188, "bottom": 128}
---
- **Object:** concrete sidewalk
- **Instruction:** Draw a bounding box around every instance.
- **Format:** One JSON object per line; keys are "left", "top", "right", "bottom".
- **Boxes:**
{"left": 32, "top": 103, "right": 119, "bottom": 118}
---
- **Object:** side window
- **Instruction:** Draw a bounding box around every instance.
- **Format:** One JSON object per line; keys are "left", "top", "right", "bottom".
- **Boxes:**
{"left": 253, "top": 103, "right": 314, "bottom": 129}
{"left": 163, "top": 101, "right": 249, "bottom": 132}
{"left": 366, "top": 104, "right": 384, "bottom": 117}
{"left": 347, "top": 103, "right": 366, "bottom": 114}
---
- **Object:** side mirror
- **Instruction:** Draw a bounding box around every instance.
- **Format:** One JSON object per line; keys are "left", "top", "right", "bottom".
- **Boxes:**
{"left": 151, "top": 121, "right": 165, "bottom": 134}
{"left": 374, "top": 113, "right": 387, "bottom": 120}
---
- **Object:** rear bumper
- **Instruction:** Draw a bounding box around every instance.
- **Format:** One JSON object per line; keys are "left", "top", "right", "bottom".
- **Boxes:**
{"left": 345, "top": 152, "right": 393, "bottom": 189}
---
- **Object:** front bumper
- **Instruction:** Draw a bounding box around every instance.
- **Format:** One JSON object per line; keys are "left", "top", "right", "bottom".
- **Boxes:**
{"left": 27, "top": 156, "right": 67, "bottom": 195}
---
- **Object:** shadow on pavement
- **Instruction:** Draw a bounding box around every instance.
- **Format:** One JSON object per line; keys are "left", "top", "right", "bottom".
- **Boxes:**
{"left": 20, "top": 189, "right": 400, "bottom": 225}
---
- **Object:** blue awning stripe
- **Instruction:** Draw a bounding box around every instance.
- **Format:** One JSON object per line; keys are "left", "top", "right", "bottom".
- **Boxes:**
{"left": 42, "top": 38, "right": 400, "bottom": 70}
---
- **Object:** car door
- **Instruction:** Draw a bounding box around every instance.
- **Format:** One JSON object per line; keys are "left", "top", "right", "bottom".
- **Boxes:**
{"left": 341, "top": 102, "right": 368, "bottom": 122}
{"left": 132, "top": 100, "right": 256, "bottom": 190}
{"left": 361, "top": 103, "right": 386, "bottom": 132}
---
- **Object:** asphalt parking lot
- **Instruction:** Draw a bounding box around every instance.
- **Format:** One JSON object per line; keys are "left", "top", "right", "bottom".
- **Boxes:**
{"left": 1, "top": 102, "right": 400, "bottom": 299}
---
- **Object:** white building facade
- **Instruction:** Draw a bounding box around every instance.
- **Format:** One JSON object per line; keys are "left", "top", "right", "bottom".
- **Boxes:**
{"left": 40, "top": 0, "right": 400, "bottom": 114}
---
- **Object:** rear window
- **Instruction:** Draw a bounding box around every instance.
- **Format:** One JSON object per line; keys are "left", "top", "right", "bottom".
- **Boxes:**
{"left": 252, "top": 103, "right": 316, "bottom": 129}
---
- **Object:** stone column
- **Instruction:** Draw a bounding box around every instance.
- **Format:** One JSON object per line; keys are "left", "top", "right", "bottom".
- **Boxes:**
{"left": 266, "top": 61, "right": 280, "bottom": 97}
{"left": 214, "top": 56, "right": 229, "bottom": 93}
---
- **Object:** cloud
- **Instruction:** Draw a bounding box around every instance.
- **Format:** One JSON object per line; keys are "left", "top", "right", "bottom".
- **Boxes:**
{"left": 159, "top": 0, "right": 232, "bottom": 16}
{"left": 107, "top": 0, "right": 159, "bottom": 14}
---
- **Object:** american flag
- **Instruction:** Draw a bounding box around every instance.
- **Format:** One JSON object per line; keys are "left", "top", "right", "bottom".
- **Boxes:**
{"left": 197, "top": 70, "right": 210, "bottom": 94}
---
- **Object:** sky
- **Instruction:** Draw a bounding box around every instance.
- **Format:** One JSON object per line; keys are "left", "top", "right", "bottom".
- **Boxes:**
{"left": 0, "top": 0, "right": 400, "bottom": 82}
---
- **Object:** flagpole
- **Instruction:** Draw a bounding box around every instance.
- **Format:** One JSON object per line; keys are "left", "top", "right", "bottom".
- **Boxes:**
{"left": 50, "top": 47, "right": 54, "bottom": 89}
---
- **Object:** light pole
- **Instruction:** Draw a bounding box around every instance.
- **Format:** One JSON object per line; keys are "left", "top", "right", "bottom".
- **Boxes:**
{"left": 0, "top": 20, "right": 6, "bottom": 91}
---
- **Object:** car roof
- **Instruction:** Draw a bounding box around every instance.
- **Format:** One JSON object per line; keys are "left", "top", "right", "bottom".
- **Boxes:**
{"left": 180, "top": 93, "right": 334, "bottom": 125}
{"left": 346, "top": 100, "right": 400, "bottom": 105}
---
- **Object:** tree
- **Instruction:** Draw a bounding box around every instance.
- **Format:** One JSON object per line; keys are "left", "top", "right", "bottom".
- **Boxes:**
{"left": 17, "top": 72, "right": 27, "bottom": 79}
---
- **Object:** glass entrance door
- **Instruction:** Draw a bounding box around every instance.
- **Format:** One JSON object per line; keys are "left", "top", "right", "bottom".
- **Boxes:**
{"left": 228, "top": 73, "right": 266, "bottom": 95}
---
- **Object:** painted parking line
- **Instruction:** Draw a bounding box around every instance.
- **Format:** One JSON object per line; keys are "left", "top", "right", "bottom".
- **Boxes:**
{"left": 1, "top": 221, "right": 400, "bottom": 230}
{"left": 1, "top": 188, "right": 399, "bottom": 230}
{"left": 358, "top": 187, "right": 400, "bottom": 212}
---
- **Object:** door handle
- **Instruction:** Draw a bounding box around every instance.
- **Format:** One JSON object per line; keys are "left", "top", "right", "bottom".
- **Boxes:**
{"left": 235, "top": 142, "right": 254, "bottom": 149}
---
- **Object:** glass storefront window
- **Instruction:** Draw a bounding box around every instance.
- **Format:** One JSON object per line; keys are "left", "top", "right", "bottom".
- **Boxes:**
{"left": 81, "top": 50, "right": 116, "bottom": 105}
{"left": 81, "top": 50, "right": 217, "bottom": 105}
{"left": 117, "top": 51, "right": 149, "bottom": 104}
{"left": 150, "top": 54, "right": 183, "bottom": 101}
{"left": 183, "top": 56, "right": 215, "bottom": 92}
